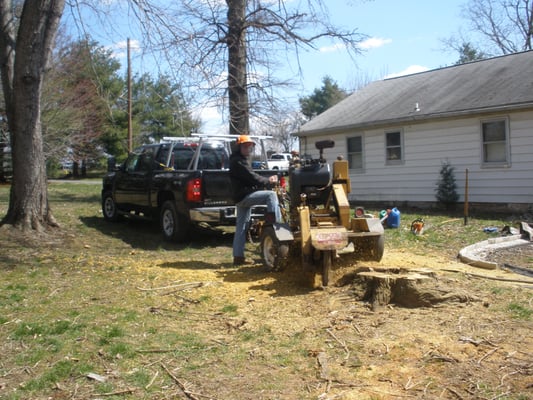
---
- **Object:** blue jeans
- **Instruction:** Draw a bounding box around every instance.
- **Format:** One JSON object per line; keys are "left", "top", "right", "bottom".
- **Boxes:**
{"left": 232, "top": 190, "right": 281, "bottom": 258}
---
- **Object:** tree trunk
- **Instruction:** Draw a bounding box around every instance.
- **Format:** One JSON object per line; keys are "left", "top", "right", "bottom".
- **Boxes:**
{"left": 226, "top": 0, "right": 249, "bottom": 136}
{"left": 0, "top": 0, "right": 64, "bottom": 231}
{"left": 0, "top": 139, "right": 7, "bottom": 182}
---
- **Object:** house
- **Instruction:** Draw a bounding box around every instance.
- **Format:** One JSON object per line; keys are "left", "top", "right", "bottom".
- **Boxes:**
{"left": 295, "top": 51, "right": 533, "bottom": 212}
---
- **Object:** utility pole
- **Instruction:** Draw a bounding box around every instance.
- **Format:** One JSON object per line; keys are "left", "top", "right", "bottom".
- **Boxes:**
{"left": 127, "top": 38, "right": 133, "bottom": 152}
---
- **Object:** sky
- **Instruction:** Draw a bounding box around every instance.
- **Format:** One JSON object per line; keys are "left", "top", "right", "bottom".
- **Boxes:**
{"left": 292, "top": 0, "right": 467, "bottom": 93}
{"left": 66, "top": 0, "right": 470, "bottom": 135}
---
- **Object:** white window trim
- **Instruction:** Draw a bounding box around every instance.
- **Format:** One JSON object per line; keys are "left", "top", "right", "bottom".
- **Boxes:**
{"left": 347, "top": 135, "right": 364, "bottom": 173}
{"left": 480, "top": 117, "right": 511, "bottom": 168}
{"left": 385, "top": 129, "right": 404, "bottom": 165}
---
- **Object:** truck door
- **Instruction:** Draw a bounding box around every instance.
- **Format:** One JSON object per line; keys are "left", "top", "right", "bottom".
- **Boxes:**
{"left": 115, "top": 152, "right": 153, "bottom": 209}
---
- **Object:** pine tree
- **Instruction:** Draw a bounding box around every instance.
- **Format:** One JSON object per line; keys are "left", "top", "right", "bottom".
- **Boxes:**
{"left": 435, "top": 160, "right": 459, "bottom": 209}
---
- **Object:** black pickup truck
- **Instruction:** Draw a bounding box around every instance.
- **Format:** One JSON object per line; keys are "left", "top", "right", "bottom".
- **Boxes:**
{"left": 101, "top": 136, "right": 277, "bottom": 242}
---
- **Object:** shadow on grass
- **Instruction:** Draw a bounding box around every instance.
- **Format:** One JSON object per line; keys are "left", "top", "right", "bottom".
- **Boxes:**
{"left": 49, "top": 191, "right": 102, "bottom": 203}
{"left": 80, "top": 215, "right": 235, "bottom": 251}
{"left": 150, "top": 249, "right": 315, "bottom": 296}
{"left": 158, "top": 260, "right": 230, "bottom": 270}
{"left": 78, "top": 214, "right": 319, "bottom": 296}
{"left": 0, "top": 254, "right": 19, "bottom": 270}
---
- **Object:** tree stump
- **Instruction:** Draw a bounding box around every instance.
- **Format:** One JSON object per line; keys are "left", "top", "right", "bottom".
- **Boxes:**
{"left": 352, "top": 267, "right": 478, "bottom": 309}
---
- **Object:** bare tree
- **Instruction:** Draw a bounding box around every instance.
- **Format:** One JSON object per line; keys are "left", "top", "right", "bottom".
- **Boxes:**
{"left": 449, "top": 0, "right": 533, "bottom": 57}
{"left": 255, "top": 108, "right": 302, "bottom": 153}
{"left": 108, "top": 0, "right": 365, "bottom": 136}
{"left": 0, "top": 0, "right": 64, "bottom": 231}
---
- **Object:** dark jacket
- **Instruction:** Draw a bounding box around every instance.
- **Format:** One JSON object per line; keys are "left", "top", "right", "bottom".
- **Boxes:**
{"left": 229, "top": 150, "right": 271, "bottom": 203}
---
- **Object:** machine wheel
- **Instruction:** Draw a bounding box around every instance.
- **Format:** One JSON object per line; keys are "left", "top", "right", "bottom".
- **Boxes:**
{"left": 102, "top": 191, "right": 120, "bottom": 222}
{"left": 321, "top": 250, "right": 334, "bottom": 286}
{"left": 160, "top": 201, "right": 189, "bottom": 242}
{"left": 260, "top": 226, "right": 289, "bottom": 271}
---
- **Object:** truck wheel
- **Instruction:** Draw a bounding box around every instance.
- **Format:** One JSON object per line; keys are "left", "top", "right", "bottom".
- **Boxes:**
{"left": 102, "top": 191, "right": 120, "bottom": 222}
{"left": 160, "top": 201, "right": 188, "bottom": 242}
{"left": 260, "top": 226, "right": 289, "bottom": 271}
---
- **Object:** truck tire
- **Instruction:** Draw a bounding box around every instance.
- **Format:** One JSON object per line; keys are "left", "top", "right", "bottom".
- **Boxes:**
{"left": 160, "top": 200, "right": 189, "bottom": 242}
{"left": 102, "top": 191, "right": 120, "bottom": 222}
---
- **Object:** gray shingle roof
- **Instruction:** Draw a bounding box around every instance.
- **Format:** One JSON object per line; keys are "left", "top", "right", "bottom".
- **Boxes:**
{"left": 297, "top": 51, "right": 533, "bottom": 135}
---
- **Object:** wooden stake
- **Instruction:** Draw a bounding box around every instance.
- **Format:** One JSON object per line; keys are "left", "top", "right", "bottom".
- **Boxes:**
{"left": 464, "top": 168, "right": 469, "bottom": 225}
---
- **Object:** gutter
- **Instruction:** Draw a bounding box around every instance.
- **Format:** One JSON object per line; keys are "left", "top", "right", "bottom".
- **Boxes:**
{"left": 294, "top": 102, "right": 533, "bottom": 137}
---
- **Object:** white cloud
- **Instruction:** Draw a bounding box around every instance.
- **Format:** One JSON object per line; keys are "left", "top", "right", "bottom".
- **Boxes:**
{"left": 194, "top": 105, "right": 226, "bottom": 135}
{"left": 106, "top": 39, "right": 141, "bottom": 60}
{"left": 384, "top": 65, "right": 429, "bottom": 79}
{"left": 358, "top": 37, "right": 392, "bottom": 50}
{"left": 319, "top": 43, "right": 346, "bottom": 53}
{"left": 319, "top": 37, "right": 392, "bottom": 53}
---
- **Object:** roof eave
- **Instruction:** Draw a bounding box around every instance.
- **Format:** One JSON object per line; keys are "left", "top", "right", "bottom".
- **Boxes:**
{"left": 294, "top": 102, "right": 533, "bottom": 137}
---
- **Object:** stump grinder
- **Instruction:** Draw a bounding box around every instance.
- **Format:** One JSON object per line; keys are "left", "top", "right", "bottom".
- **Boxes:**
{"left": 258, "top": 139, "right": 384, "bottom": 286}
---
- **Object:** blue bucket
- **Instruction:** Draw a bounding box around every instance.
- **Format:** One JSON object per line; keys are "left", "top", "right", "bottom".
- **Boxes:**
{"left": 387, "top": 207, "right": 401, "bottom": 228}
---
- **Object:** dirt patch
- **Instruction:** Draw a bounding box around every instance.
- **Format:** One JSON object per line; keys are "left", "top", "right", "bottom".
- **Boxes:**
{"left": 483, "top": 241, "right": 533, "bottom": 270}
{"left": 1, "top": 222, "right": 532, "bottom": 399}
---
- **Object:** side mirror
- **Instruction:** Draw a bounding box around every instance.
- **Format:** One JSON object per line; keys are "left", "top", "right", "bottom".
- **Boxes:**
{"left": 107, "top": 156, "right": 116, "bottom": 172}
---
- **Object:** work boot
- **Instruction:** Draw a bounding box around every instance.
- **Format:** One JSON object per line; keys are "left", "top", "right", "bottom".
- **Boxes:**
{"left": 233, "top": 256, "right": 254, "bottom": 266}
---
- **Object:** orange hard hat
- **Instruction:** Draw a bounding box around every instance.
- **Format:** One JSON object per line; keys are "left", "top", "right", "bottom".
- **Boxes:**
{"left": 236, "top": 134, "right": 255, "bottom": 145}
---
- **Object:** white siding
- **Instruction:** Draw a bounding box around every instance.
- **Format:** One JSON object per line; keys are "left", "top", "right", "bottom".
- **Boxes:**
{"left": 299, "top": 110, "right": 533, "bottom": 206}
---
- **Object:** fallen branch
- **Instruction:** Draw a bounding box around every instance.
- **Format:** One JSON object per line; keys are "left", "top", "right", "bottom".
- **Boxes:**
{"left": 404, "top": 376, "right": 420, "bottom": 390}
{"left": 145, "top": 370, "right": 159, "bottom": 389}
{"left": 137, "top": 282, "right": 204, "bottom": 291}
{"left": 443, "top": 269, "right": 533, "bottom": 285}
{"left": 99, "top": 388, "right": 135, "bottom": 396}
{"left": 446, "top": 386, "right": 464, "bottom": 399}
{"left": 160, "top": 362, "right": 214, "bottom": 400}
{"left": 478, "top": 347, "right": 499, "bottom": 365}
{"left": 137, "top": 348, "right": 176, "bottom": 354}
{"left": 326, "top": 328, "right": 350, "bottom": 359}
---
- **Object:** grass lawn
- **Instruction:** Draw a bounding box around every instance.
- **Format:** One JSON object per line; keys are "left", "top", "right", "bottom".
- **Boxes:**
{"left": 0, "top": 181, "right": 531, "bottom": 400}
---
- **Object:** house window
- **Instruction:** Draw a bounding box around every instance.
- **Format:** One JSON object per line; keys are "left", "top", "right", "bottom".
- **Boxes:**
{"left": 385, "top": 130, "right": 403, "bottom": 164}
{"left": 347, "top": 136, "right": 363, "bottom": 171}
{"left": 482, "top": 119, "right": 509, "bottom": 165}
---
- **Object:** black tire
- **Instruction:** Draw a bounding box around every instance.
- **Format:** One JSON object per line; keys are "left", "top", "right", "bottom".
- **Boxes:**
{"left": 260, "top": 226, "right": 289, "bottom": 271}
{"left": 160, "top": 200, "right": 189, "bottom": 242}
{"left": 102, "top": 191, "right": 119, "bottom": 222}
{"left": 321, "top": 250, "right": 333, "bottom": 286}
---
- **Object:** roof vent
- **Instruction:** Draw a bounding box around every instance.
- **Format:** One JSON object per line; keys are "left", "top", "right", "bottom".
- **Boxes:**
{"left": 414, "top": 102, "right": 420, "bottom": 112}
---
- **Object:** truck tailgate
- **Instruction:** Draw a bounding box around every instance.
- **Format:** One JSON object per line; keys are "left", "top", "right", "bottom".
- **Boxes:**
{"left": 201, "top": 170, "right": 233, "bottom": 205}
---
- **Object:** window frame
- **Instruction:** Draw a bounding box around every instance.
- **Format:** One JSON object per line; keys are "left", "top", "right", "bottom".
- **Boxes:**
{"left": 385, "top": 129, "right": 404, "bottom": 165}
{"left": 480, "top": 117, "right": 510, "bottom": 167}
{"left": 346, "top": 135, "right": 364, "bottom": 172}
